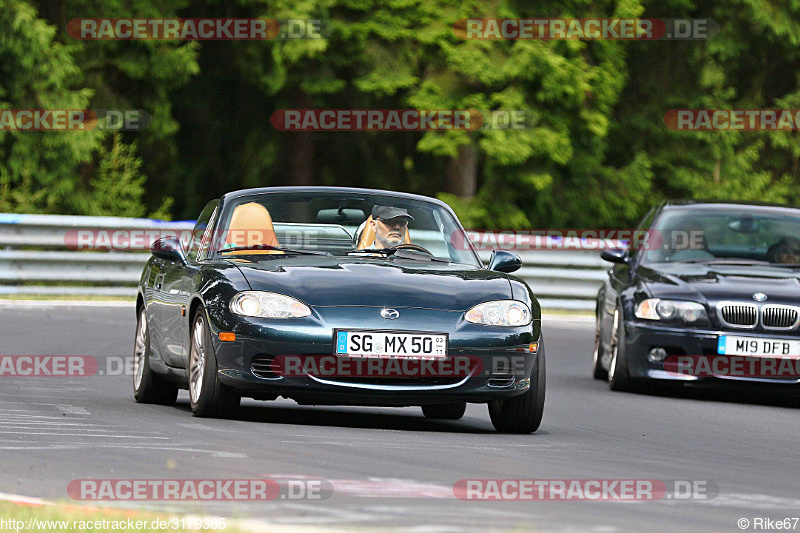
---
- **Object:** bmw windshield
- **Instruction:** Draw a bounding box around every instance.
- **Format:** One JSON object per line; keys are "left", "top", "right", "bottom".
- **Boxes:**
{"left": 640, "top": 207, "right": 800, "bottom": 266}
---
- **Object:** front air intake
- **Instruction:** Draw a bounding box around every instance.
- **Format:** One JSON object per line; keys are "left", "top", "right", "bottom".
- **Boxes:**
{"left": 251, "top": 355, "right": 281, "bottom": 379}
{"left": 762, "top": 305, "right": 800, "bottom": 330}
{"left": 717, "top": 303, "right": 758, "bottom": 328}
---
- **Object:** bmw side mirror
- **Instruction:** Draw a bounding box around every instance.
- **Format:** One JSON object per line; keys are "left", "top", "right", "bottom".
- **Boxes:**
{"left": 488, "top": 250, "right": 522, "bottom": 273}
{"left": 601, "top": 249, "right": 629, "bottom": 264}
{"left": 151, "top": 237, "right": 188, "bottom": 265}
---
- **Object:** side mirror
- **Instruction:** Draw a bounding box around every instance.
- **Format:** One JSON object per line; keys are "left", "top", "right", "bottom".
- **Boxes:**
{"left": 488, "top": 250, "right": 522, "bottom": 273}
{"left": 151, "top": 237, "right": 188, "bottom": 265}
{"left": 601, "top": 248, "right": 629, "bottom": 264}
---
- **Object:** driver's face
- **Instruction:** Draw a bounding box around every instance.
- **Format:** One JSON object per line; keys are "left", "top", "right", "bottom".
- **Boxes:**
{"left": 373, "top": 217, "right": 408, "bottom": 248}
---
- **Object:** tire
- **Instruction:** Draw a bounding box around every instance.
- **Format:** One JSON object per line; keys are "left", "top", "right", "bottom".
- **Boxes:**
{"left": 608, "top": 307, "right": 634, "bottom": 392}
{"left": 133, "top": 308, "right": 179, "bottom": 405}
{"left": 592, "top": 309, "right": 608, "bottom": 380}
{"left": 189, "top": 306, "right": 240, "bottom": 418}
{"left": 489, "top": 341, "right": 546, "bottom": 434}
{"left": 422, "top": 402, "right": 467, "bottom": 420}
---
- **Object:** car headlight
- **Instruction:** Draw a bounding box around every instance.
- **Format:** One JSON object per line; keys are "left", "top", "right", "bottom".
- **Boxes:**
{"left": 635, "top": 298, "right": 708, "bottom": 323}
{"left": 465, "top": 300, "right": 532, "bottom": 326}
{"left": 230, "top": 291, "right": 311, "bottom": 318}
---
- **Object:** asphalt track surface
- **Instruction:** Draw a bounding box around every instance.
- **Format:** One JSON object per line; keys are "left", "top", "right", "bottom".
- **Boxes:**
{"left": 1, "top": 303, "right": 799, "bottom": 532}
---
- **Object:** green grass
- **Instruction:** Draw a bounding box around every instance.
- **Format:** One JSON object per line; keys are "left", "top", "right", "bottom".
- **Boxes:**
{"left": 0, "top": 501, "right": 242, "bottom": 533}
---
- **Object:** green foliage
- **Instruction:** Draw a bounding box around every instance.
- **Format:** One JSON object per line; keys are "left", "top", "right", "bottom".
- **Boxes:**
{"left": 80, "top": 133, "right": 174, "bottom": 219}
{"left": 3, "top": 0, "right": 800, "bottom": 230}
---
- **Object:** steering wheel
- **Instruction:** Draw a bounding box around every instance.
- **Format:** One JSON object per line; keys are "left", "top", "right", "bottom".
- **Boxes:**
{"left": 393, "top": 243, "right": 434, "bottom": 255}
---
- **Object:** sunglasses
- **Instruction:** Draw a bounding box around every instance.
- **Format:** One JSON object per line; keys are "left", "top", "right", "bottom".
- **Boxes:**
{"left": 377, "top": 218, "right": 409, "bottom": 228}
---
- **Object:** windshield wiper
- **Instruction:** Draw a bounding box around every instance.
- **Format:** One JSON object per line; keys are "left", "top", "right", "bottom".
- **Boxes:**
{"left": 679, "top": 258, "right": 769, "bottom": 265}
{"left": 348, "top": 248, "right": 395, "bottom": 255}
{"left": 348, "top": 247, "right": 450, "bottom": 263}
{"left": 218, "top": 244, "right": 331, "bottom": 256}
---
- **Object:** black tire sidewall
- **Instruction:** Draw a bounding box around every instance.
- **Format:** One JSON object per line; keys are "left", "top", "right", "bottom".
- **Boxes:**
{"left": 609, "top": 304, "right": 634, "bottom": 391}
{"left": 592, "top": 313, "right": 608, "bottom": 379}
{"left": 190, "top": 307, "right": 239, "bottom": 418}
{"left": 489, "top": 340, "right": 546, "bottom": 433}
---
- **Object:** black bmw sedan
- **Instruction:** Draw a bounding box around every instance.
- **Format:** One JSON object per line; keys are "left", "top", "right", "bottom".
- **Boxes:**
{"left": 134, "top": 187, "right": 545, "bottom": 433}
{"left": 594, "top": 201, "right": 800, "bottom": 391}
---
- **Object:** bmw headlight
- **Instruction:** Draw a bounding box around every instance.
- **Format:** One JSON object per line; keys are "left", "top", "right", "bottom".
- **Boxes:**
{"left": 465, "top": 300, "right": 532, "bottom": 327}
{"left": 230, "top": 291, "right": 311, "bottom": 318}
{"left": 635, "top": 298, "right": 708, "bottom": 323}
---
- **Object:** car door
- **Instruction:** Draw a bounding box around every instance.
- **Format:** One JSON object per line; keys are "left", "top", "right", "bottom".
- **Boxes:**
{"left": 175, "top": 200, "right": 220, "bottom": 369}
{"left": 150, "top": 201, "right": 219, "bottom": 368}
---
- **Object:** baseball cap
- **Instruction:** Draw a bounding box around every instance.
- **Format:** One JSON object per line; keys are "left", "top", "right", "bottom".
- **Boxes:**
{"left": 371, "top": 205, "right": 414, "bottom": 222}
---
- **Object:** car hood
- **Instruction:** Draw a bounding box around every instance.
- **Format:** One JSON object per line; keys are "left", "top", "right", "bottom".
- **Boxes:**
{"left": 639, "top": 263, "right": 800, "bottom": 303}
{"left": 229, "top": 257, "right": 512, "bottom": 310}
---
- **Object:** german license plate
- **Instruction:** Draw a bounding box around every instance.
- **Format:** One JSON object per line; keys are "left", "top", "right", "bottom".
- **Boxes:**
{"left": 335, "top": 330, "right": 447, "bottom": 358}
{"left": 718, "top": 335, "right": 800, "bottom": 358}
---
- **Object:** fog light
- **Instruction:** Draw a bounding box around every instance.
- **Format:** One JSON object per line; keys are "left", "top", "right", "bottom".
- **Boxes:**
{"left": 647, "top": 347, "right": 668, "bottom": 362}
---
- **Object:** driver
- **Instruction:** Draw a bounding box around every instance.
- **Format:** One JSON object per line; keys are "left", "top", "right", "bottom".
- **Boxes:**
{"left": 369, "top": 206, "right": 414, "bottom": 249}
{"left": 767, "top": 236, "right": 800, "bottom": 264}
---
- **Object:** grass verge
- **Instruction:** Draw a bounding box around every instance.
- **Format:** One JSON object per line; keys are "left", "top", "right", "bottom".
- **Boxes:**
{"left": 0, "top": 500, "right": 237, "bottom": 532}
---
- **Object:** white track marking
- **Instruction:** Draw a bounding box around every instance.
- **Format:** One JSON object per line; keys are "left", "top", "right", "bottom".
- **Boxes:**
{"left": 0, "top": 300, "right": 134, "bottom": 308}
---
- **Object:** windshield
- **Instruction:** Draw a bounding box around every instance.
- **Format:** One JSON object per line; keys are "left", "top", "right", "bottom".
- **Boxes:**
{"left": 209, "top": 191, "right": 481, "bottom": 267}
{"left": 640, "top": 207, "right": 800, "bottom": 266}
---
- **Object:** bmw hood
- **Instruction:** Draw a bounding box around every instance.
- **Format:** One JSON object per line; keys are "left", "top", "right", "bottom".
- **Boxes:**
{"left": 639, "top": 263, "right": 800, "bottom": 303}
{"left": 229, "top": 258, "right": 512, "bottom": 311}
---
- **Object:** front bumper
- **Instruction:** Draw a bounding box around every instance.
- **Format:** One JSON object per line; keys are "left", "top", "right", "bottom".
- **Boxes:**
{"left": 202, "top": 305, "right": 543, "bottom": 405}
{"left": 624, "top": 321, "right": 800, "bottom": 385}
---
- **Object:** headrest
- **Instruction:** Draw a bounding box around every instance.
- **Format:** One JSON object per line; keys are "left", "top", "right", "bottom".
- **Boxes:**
{"left": 223, "top": 202, "right": 282, "bottom": 255}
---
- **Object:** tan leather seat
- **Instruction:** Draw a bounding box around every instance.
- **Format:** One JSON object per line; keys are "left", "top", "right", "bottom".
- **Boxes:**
{"left": 356, "top": 215, "right": 411, "bottom": 249}
{"left": 223, "top": 202, "right": 283, "bottom": 255}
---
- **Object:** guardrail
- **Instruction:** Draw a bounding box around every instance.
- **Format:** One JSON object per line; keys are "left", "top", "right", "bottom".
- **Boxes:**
{"left": 0, "top": 214, "right": 607, "bottom": 310}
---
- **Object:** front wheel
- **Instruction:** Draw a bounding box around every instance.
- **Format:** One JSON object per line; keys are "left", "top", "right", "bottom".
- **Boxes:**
{"left": 489, "top": 341, "right": 546, "bottom": 434}
{"left": 422, "top": 402, "right": 466, "bottom": 420}
{"left": 189, "top": 307, "right": 240, "bottom": 418}
{"left": 608, "top": 307, "right": 634, "bottom": 391}
{"left": 592, "top": 310, "right": 608, "bottom": 380}
{"left": 133, "top": 308, "right": 178, "bottom": 405}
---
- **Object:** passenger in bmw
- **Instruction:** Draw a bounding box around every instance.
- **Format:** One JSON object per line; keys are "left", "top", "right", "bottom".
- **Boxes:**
{"left": 369, "top": 205, "right": 414, "bottom": 249}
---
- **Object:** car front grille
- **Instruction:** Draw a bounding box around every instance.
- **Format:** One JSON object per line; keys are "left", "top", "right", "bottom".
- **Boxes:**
{"left": 718, "top": 303, "right": 758, "bottom": 328}
{"left": 762, "top": 305, "right": 800, "bottom": 330}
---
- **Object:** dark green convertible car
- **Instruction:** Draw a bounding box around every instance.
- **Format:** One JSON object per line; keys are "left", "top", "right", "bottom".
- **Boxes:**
{"left": 133, "top": 187, "right": 545, "bottom": 433}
